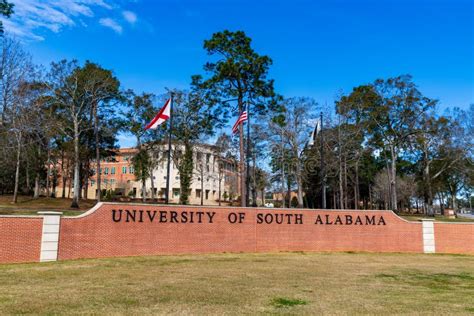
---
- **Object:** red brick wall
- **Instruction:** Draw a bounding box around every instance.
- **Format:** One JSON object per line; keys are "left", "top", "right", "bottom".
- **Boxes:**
{"left": 0, "top": 217, "right": 43, "bottom": 263}
{"left": 434, "top": 223, "right": 474, "bottom": 254}
{"left": 58, "top": 204, "right": 424, "bottom": 260}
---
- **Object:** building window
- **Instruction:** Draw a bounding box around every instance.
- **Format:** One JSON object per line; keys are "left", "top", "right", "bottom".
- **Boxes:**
{"left": 104, "top": 167, "right": 109, "bottom": 175}
{"left": 90, "top": 180, "right": 95, "bottom": 186}
{"left": 196, "top": 189, "right": 201, "bottom": 198}
{"left": 110, "top": 179, "right": 115, "bottom": 185}
{"left": 122, "top": 166, "right": 127, "bottom": 174}
{"left": 173, "top": 188, "right": 180, "bottom": 198}
{"left": 129, "top": 166, "right": 134, "bottom": 174}
{"left": 111, "top": 167, "right": 116, "bottom": 175}
{"left": 205, "top": 189, "right": 210, "bottom": 200}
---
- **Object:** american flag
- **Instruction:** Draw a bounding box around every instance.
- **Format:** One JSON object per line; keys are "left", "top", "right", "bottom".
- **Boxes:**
{"left": 232, "top": 110, "right": 248, "bottom": 134}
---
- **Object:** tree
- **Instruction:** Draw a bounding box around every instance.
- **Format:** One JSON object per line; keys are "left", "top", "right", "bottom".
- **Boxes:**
{"left": 47, "top": 60, "right": 121, "bottom": 208}
{"left": 122, "top": 91, "right": 159, "bottom": 201}
{"left": 75, "top": 61, "right": 120, "bottom": 202}
{"left": 0, "top": 1, "right": 14, "bottom": 34}
{"left": 196, "top": 30, "right": 277, "bottom": 207}
{"left": 214, "top": 133, "right": 231, "bottom": 206}
{"left": 132, "top": 148, "right": 151, "bottom": 202}
{"left": 342, "top": 75, "right": 435, "bottom": 211}
{"left": 170, "top": 88, "right": 224, "bottom": 205}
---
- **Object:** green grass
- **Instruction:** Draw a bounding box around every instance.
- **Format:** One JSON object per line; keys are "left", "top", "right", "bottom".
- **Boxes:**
{"left": 0, "top": 252, "right": 473, "bottom": 315}
{"left": 400, "top": 214, "right": 474, "bottom": 222}
{"left": 271, "top": 297, "right": 308, "bottom": 308}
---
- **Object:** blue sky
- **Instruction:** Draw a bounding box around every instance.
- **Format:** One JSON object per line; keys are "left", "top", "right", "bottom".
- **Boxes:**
{"left": 4, "top": 0, "right": 473, "bottom": 147}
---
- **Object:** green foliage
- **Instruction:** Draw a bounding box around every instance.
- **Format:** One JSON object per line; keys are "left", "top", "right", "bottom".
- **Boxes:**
{"left": 271, "top": 297, "right": 308, "bottom": 308}
{"left": 178, "top": 144, "right": 193, "bottom": 204}
{"left": 132, "top": 149, "right": 151, "bottom": 182}
{"left": 290, "top": 196, "right": 298, "bottom": 208}
{"left": 0, "top": 0, "right": 14, "bottom": 34}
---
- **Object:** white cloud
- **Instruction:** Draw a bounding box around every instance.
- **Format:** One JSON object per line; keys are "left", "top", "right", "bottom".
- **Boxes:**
{"left": 2, "top": 0, "right": 126, "bottom": 41}
{"left": 122, "top": 10, "right": 137, "bottom": 24}
{"left": 99, "top": 17, "right": 122, "bottom": 34}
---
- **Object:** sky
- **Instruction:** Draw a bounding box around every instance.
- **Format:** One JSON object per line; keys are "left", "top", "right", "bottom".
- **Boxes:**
{"left": 3, "top": 0, "right": 473, "bottom": 147}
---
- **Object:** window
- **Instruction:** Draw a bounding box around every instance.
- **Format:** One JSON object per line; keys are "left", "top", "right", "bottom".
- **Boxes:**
{"left": 111, "top": 167, "right": 116, "bottom": 175}
{"left": 196, "top": 189, "right": 201, "bottom": 198}
{"left": 122, "top": 166, "right": 127, "bottom": 174}
{"left": 173, "top": 188, "right": 180, "bottom": 198}
{"left": 104, "top": 167, "right": 109, "bottom": 175}
{"left": 129, "top": 166, "right": 134, "bottom": 174}
{"left": 110, "top": 179, "right": 115, "bottom": 185}
{"left": 205, "top": 190, "right": 210, "bottom": 200}
{"left": 90, "top": 180, "right": 96, "bottom": 186}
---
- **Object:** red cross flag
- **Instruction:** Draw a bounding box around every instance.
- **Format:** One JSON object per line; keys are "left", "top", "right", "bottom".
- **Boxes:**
{"left": 144, "top": 98, "right": 171, "bottom": 130}
{"left": 232, "top": 110, "right": 248, "bottom": 134}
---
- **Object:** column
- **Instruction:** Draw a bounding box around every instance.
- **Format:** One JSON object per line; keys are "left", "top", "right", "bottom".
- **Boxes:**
{"left": 38, "top": 211, "right": 63, "bottom": 262}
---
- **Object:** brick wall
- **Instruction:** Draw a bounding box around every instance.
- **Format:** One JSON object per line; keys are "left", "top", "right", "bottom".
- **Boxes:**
{"left": 1, "top": 204, "right": 473, "bottom": 264}
{"left": 434, "top": 222, "right": 474, "bottom": 254}
{"left": 0, "top": 216, "right": 43, "bottom": 263}
{"left": 58, "top": 204, "right": 424, "bottom": 260}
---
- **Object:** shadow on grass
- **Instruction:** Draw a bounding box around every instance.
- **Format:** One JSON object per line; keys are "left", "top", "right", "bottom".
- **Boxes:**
{"left": 375, "top": 271, "right": 474, "bottom": 291}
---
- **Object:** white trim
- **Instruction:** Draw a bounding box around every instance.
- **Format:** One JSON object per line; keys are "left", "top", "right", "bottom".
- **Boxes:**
{"left": 39, "top": 212, "right": 62, "bottom": 262}
{"left": 421, "top": 219, "right": 436, "bottom": 254}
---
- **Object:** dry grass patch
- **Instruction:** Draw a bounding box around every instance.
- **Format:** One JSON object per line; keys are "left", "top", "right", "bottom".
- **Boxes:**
{"left": 0, "top": 252, "right": 473, "bottom": 315}
{"left": 0, "top": 196, "right": 94, "bottom": 215}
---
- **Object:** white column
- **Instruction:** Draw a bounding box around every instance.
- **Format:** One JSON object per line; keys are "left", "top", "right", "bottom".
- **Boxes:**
{"left": 421, "top": 219, "right": 435, "bottom": 254}
{"left": 38, "top": 211, "right": 63, "bottom": 262}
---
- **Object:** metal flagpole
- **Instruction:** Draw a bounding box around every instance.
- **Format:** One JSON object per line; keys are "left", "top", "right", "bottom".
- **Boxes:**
{"left": 246, "top": 101, "right": 251, "bottom": 207}
{"left": 320, "top": 111, "right": 326, "bottom": 209}
{"left": 165, "top": 93, "right": 174, "bottom": 204}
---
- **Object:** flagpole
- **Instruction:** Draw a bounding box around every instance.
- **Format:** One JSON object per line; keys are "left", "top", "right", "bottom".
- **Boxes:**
{"left": 320, "top": 111, "right": 326, "bottom": 209}
{"left": 165, "top": 93, "right": 174, "bottom": 204}
{"left": 246, "top": 101, "right": 250, "bottom": 207}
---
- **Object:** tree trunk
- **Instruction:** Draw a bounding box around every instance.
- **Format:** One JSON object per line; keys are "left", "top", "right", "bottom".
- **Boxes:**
{"left": 34, "top": 172, "right": 40, "bottom": 199}
{"left": 389, "top": 146, "right": 398, "bottom": 212}
{"left": 252, "top": 153, "right": 257, "bottom": 207}
{"left": 354, "top": 160, "right": 360, "bottom": 209}
{"left": 141, "top": 178, "right": 146, "bottom": 203}
{"left": 26, "top": 159, "right": 30, "bottom": 193}
{"left": 287, "top": 176, "right": 291, "bottom": 208}
{"left": 343, "top": 156, "right": 348, "bottom": 209}
{"left": 12, "top": 132, "right": 21, "bottom": 203}
{"left": 71, "top": 120, "right": 80, "bottom": 208}
{"left": 200, "top": 171, "right": 204, "bottom": 206}
{"left": 46, "top": 145, "right": 51, "bottom": 198}
{"left": 368, "top": 184, "right": 372, "bottom": 210}
{"left": 150, "top": 170, "right": 155, "bottom": 200}
{"left": 218, "top": 175, "right": 222, "bottom": 206}
{"left": 94, "top": 103, "right": 101, "bottom": 202}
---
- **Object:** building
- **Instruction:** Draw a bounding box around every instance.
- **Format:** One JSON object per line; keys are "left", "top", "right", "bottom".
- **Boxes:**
{"left": 54, "top": 143, "right": 241, "bottom": 205}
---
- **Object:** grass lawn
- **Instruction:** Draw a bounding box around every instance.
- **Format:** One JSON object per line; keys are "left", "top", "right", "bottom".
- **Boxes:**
{"left": 0, "top": 195, "right": 95, "bottom": 216}
{"left": 0, "top": 252, "right": 473, "bottom": 315}
{"left": 400, "top": 214, "right": 474, "bottom": 222}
